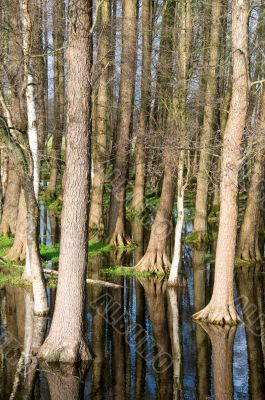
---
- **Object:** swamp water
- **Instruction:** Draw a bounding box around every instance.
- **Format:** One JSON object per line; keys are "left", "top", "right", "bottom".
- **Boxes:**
{"left": 1, "top": 206, "right": 265, "bottom": 399}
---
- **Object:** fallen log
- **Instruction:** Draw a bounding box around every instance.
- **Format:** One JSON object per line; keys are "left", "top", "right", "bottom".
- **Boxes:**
{"left": 43, "top": 268, "right": 122, "bottom": 289}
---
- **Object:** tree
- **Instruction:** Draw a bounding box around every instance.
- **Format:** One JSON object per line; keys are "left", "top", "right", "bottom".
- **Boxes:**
{"left": 38, "top": 0, "right": 93, "bottom": 363}
{"left": 193, "top": 0, "right": 249, "bottom": 325}
{"left": 108, "top": 0, "right": 137, "bottom": 246}
{"left": 89, "top": 0, "right": 111, "bottom": 240}
{"left": 193, "top": 0, "right": 224, "bottom": 241}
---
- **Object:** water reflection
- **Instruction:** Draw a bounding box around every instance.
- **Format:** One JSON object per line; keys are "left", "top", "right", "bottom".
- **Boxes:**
{"left": 1, "top": 255, "right": 265, "bottom": 398}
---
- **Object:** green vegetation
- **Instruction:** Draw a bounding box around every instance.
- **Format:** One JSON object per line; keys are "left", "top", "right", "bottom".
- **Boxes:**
{"left": 101, "top": 266, "right": 164, "bottom": 278}
{"left": 0, "top": 236, "right": 14, "bottom": 257}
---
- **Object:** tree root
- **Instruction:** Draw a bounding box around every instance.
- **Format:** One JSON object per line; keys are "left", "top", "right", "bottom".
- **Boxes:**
{"left": 135, "top": 249, "right": 171, "bottom": 274}
{"left": 192, "top": 303, "right": 241, "bottom": 326}
{"left": 109, "top": 231, "right": 132, "bottom": 248}
{"left": 38, "top": 337, "right": 94, "bottom": 363}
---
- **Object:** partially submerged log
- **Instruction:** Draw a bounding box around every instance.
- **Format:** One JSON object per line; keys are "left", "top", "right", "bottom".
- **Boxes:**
{"left": 43, "top": 268, "right": 122, "bottom": 289}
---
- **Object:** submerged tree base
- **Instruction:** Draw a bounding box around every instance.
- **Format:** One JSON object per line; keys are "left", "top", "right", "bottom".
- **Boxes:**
{"left": 192, "top": 303, "right": 241, "bottom": 326}
{"left": 136, "top": 249, "right": 170, "bottom": 274}
{"left": 38, "top": 337, "right": 94, "bottom": 363}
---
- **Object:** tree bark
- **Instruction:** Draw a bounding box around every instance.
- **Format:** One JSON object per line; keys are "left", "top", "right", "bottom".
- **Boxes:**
{"left": 108, "top": 0, "right": 137, "bottom": 246}
{"left": 38, "top": 0, "right": 93, "bottom": 363}
{"left": 89, "top": 0, "right": 111, "bottom": 240}
{"left": 131, "top": 0, "right": 152, "bottom": 251}
{"left": 193, "top": 0, "right": 249, "bottom": 325}
{"left": 0, "top": 163, "right": 20, "bottom": 236}
{"left": 193, "top": 0, "right": 224, "bottom": 239}
{"left": 237, "top": 89, "right": 265, "bottom": 262}
{"left": 48, "top": 0, "right": 65, "bottom": 198}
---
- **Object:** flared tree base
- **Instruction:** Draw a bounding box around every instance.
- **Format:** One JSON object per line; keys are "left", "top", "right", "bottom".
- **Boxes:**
{"left": 5, "top": 239, "right": 26, "bottom": 262}
{"left": 89, "top": 222, "right": 105, "bottom": 242}
{"left": 192, "top": 302, "right": 241, "bottom": 326}
{"left": 167, "top": 275, "right": 186, "bottom": 287}
{"left": 109, "top": 231, "right": 132, "bottom": 248}
{"left": 38, "top": 336, "right": 94, "bottom": 363}
{"left": 136, "top": 249, "right": 171, "bottom": 274}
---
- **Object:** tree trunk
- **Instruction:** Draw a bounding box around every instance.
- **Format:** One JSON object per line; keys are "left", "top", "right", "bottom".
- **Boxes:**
{"left": 237, "top": 89, "right": 265, "bottom": 262}
{"left": 0, "top": 163, "right": 20, "bottom": 236}
{"left": 131, "top": 0, "right": 152, "bottom": 250}
{"left": 193, "top": 0, "right": 224, "bottom": 239}
{"left": 193, "top": 0, "right": 249, "bottom": 325}
{"left": 38, "top": 0, "right": 93, "bottom": 363}
{"left": 89, "top": 0, "right": 111, "bottom": 240}
{"left": 48, "top": 0, "right": 65, "bottom": 198}
{"left": 108, "top": 0, "right": 137, "bottom": 246}
{"left": 136, "top": 165, "right": 176, "bottom": 273}
{"left": 5, "top": 190, "right": 27, "bottom": 262}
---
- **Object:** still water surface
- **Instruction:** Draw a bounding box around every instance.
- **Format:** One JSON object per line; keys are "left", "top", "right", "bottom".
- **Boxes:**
{"left": 0, "top": 245, "right": 264, "bottom": 399}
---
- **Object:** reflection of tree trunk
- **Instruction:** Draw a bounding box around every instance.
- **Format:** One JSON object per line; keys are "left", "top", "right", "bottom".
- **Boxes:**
{"left": 200, "top": 324, "right": 236, "bottom": 400}
{"left": 135, "top": 282, "right": 146, "bottom": 399}
{"left": 237, "top": 270, "right": 265, "bottom": 398}
{"left": 109, "top": 287, "right": 126, "bottom": 400}
{"left": 192, "top": 249, "right": 210, "bottom": 399}
{"left": 167, "top": 288, "right": 181, "bottom": 397}
{"left": 139, "top": 278, "right": 173, "bottom": 399}
{"left": 42, "top": 364, "right": 90, "bottom": 400}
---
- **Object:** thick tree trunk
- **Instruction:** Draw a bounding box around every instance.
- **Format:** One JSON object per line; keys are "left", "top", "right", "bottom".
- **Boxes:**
{"left": 136, "top": 166, "right": 176, "bottom": 273}
{"left": 0, "top": 164, "right": 20, "bottom": 236}
{"left": 131, "top": 0, "right": 152, "bottom": 250}
{"left": 193, "top": 0, "right": 224, "bottom": 239}
{"left": 48, "top": 0, "right": 65, "bottom": 198}
{"left": 5, "top": 190, "right": 27, "bottom": 262}
{"left": 193, "top": 0, "right": 249, "bottom": 325}
{"left": 38, "top": 0, "right": 93, "bottom": 363}
{"left": 108, "top": 0, "right": 137, "bottom": 246}
{"left": 237, "top": 89, "right": 265, "bottom": 262}
{"left": 89, "top": 0, "right": 111, "bottom": 240}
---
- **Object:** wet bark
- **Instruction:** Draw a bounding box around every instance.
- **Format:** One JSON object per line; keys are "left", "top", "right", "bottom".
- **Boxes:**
{"left": 193, "top": 0, "right": 249, "bottom": 325}
{"left": 89, "top": 0, "right": 111, "bottom": 240}
{"left": 193, "top": 0, "right": 224, "bottom": 239}
{"left": 108, "top": 0, "right": 137, "bottom": 246}
{"left": 38, "top": 0, "right": 93, "bottom": 363}
{"left": 48, "top": 0, "right": 65, "bottom": 198}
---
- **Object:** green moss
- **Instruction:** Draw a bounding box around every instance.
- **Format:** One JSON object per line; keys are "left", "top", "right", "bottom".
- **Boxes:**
{"left": 0, "top": 236, "right": 14, "bottom": 257}
{"left": 88, "top": 240, "right": 112, "bottom": 257}
{"left": 101, "top": 266, "right": 164, "bottom": 278}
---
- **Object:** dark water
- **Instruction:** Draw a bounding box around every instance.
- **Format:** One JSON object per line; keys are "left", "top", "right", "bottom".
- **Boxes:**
{"left": 1, "top": 244, "right": 265, "bottom": 399}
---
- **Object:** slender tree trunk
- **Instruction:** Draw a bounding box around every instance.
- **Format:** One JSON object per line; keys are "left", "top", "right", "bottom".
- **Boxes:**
{"left": 0, "top": 164, "right": 20, "bottom": 236}
{"left": 48, "top": 0, "right": 65, "bottom": 198}
{"left": 193, "top": 0, "right": 249, "bottom": 325}
{"left": 193, "top": 0, "right": 224, "bottom": 239}
{"left": 108, "top": 0, "right": 137, "bottom": 246}
{"left": 89, "top": 0, "right": 111, "bottom": 240}
{"left": 38, "top": 0, "right": 93, "bottom": 363}
{"left": 237, "top": 89, "right": 265, "bottom": 262}
{"left": 131, "top": 0, "right": 152, "bottom": 250}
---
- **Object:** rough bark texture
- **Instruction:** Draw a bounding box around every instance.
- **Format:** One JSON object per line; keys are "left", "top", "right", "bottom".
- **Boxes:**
{"left": 5, "top": 190, "right": 27, "bottom": 262}
{"left": 131, "top": 0, "right": 152, "bottom": 250}
{"left": 89, "top": 0, "right": 111, "bottom": 240}
{"left": 193, "top": 0, "right": 249, "bottom": 325}
{"left": 237, "top": 89, "right": 265, "bottom": 262}
{"left": 136, "top": 166, "right": 176, "bottom": 273}
{"left": 193, "top": 0, "right": 223, "bottom": 239}
{"left": 38, "top": 0, "right": 93, "bottom": 363}
{"left": 48, "top": 0, "right": 65, "bottom": 198}
{"left": 0, "top": 163, "right": 20, "bottom": 236}
{"left": 108, "top": 0, "right": 137, "bottom": 246}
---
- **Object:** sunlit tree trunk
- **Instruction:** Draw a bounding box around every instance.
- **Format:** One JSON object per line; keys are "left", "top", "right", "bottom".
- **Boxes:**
{"left": 131, "top": 0, "right": 152, "bottom": 252}
{"left": 89, "top": 0, "right": 111, "bottom": 240}
{"left": 48, "top": 0, "right": 65, "bottom": 198}
{"left": 193, "top": 0, "right": 224, "bottom": 240}
{"left": 38, "top": 0, "right": 93, "bottom": 363}
{"left": 193, "top": 0, "right": 249, "bottom": 325}
{"left": 237, "top": 89, "right": 265, "bottom": 262}
{"left": 0, "top": 164, "right": 20, "bottom": 236}
{"left": 108, "top": 0, "right": 137, "bottom": 246}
